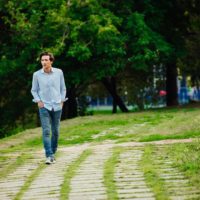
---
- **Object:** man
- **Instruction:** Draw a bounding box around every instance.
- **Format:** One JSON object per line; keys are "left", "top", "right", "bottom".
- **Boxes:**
{"left": 31, "top": 52, "right": 67, "bottom": 164}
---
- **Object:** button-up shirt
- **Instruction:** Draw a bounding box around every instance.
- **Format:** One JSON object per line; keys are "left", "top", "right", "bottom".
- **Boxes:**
{"left": 31, "top": 67, "right": 67, "bottom": 111}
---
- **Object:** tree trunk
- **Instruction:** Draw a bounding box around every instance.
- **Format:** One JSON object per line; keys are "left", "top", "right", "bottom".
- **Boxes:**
{"left": 62, "top": 85, "right": 78, "bottom": 119}
{"left": 101, "top": 77, "right": 129, "bottom": 113}
{"left": 166, "top": 61, "right": 179, "bottom": 106}
{"left": 112, "top": 99, "right": 117, "bottom": 113}
{"left": 111, "top": 77, "right": 117, "bottom": 113}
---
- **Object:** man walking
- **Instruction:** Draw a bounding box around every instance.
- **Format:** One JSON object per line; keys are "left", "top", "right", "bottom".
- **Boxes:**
{"left": 31, "top": 52, "right": 67, "bottom": 164}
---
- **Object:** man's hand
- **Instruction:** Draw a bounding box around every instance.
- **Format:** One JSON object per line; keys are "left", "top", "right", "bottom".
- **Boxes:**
{"left": 61, "top": 102, "right": 64, "bottom": 108}
{"left": 38, "top": 101, "right": 44, "bottom": 108}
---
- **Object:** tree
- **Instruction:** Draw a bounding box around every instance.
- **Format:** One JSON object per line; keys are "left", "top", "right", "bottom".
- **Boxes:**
{"left": 142, "top": 0, "right": 194, "bottom": 106}
{"left": 103, "top": 0, "right": 173, "bottom": 107}
{"left": 0, "top": 0, "right": 70, "bottom": 136}
{"left": 54, "top": 0, "right": 128, "bottom": 115}
{"left": 177, "top": 1, "right": 200, "bottom": 85}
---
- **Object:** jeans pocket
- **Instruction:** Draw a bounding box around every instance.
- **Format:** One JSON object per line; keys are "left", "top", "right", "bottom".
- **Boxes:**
{"left": 39, "top": 107, "right": 48, "bottom": 116}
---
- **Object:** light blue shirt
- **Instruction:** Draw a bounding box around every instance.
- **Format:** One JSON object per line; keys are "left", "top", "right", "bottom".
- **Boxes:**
{"left": 31, "top": 67, "right": 67, "bottom": 111}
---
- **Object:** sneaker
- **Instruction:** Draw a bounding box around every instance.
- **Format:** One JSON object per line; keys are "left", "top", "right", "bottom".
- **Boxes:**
{"left": 45, "top": 157, "right": 52, "bottom": 165}
{"left": 50, "top": 156, "right": 56, "bottom": 164}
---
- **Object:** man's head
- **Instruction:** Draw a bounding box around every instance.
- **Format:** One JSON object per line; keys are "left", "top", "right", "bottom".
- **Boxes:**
{"left": 39, "top": 52, "right": 54, "bottom": 72}
{"left": 39, "top": 52, "right": 54, "bottom": 62}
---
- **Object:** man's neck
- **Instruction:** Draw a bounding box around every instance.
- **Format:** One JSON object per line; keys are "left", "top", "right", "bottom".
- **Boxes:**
{"left": 43, "top": 67, "right": 52, "bottom": 73}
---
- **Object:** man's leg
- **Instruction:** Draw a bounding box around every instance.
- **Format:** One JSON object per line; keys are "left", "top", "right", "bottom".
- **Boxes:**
{"left": 51, "top": 109, "right": 62, "bottom": 155}
{"left": 39, "top": 108, "right": 53, "bottom": 158}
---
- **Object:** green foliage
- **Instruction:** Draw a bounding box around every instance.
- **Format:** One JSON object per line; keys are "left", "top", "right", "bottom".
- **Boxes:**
{"left": 67, "top": 43, "right": 92, "bottom": 62}
{"left": 64, "top": 0, "right": 125, "bottom": 81}
{"left": 125, "top": 12, "right": 172, "bottom": 70}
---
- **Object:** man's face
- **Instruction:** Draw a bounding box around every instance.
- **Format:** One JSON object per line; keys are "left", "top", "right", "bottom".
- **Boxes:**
{"left": 41, "top": 55, "right": 52, "bottom": 70}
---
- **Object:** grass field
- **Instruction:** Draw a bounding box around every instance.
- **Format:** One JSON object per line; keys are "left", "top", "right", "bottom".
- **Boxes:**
{"left": 1, "top": 106, "right": 200, "bottom": 149}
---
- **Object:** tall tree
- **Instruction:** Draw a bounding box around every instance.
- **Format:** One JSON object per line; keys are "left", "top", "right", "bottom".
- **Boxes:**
{"left": 103, "top": 0, "right": 173, "bottom": 107}
{"left": 53, "top": 0, "right": 128, "bottom": 115}
{"left": 141, "top": 0, "right": 193, "bottom": 106}
{"left": 177, "top": 0, "right": 200, "bottom": 85}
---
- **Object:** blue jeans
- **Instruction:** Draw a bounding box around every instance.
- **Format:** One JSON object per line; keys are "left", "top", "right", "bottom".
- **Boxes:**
{"left": 39, "top": 107, "right": 62, "bottom": 158}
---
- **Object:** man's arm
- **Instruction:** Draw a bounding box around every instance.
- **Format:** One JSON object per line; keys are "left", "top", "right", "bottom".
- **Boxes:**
{"left": 31, "top": 73, "right": 41, "bottom": 103}
{"left": 60, "top": 70, "right": 67, "bottom": 103}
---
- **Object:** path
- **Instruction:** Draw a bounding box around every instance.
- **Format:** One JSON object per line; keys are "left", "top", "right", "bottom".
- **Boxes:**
{"left": 0, "top": 140, "right": 199, "bottom": 200}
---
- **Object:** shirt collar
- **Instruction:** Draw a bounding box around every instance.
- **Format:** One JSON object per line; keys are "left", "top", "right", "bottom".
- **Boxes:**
{"left": 41, "top": 67, "right": 54, "bottom": 74}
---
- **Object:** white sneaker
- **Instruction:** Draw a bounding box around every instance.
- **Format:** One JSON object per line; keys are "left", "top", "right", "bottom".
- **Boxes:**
{"left": 45, "top": 157, "right": 52, "bottom": 164}
{"left": 50, "top": 157, "right": 56, "bottom": 164}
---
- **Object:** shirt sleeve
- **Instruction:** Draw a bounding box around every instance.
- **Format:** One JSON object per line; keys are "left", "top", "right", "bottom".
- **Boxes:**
{"left": 31, "top": 73, "right": 41, "bottom": 103}
{"left": 60, "top": 70, "right": 68, "bottom": 102}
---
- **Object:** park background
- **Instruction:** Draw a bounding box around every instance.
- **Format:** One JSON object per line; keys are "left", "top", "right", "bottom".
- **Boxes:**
{"left": 0, "top": 1, "right": 200, "bottom": 199}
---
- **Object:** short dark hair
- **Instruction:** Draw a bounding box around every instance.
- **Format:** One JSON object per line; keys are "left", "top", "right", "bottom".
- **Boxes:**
{"left": 39, "top": 52, "right": 55, "bottom": 62}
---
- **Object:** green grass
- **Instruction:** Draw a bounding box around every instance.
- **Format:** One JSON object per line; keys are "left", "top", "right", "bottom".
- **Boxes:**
{"left": 139, "top": 141, "right": 200, "bottom": 198}
{"left": 139, "top": 130, "right": 200, "bottom": 142}
{"left": 103, "top": 147, "right": 122, "bottom": 200}
{"left": 59, "top": 149, "right": 92, "bottom": 200}
{"left": 139, "top": 145, "right": 170, "bottom": 200}
{"left": 88, "top": 108, "right": 123, "bottom": 115}
{"left": 165, "top": 140, "right": 200, "bottom": 187}
{"left": 58, "top": 108, "right": 200, "bottom": 145}
{"left": 1, "top": 107, "right": 200, "bottom": 153}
